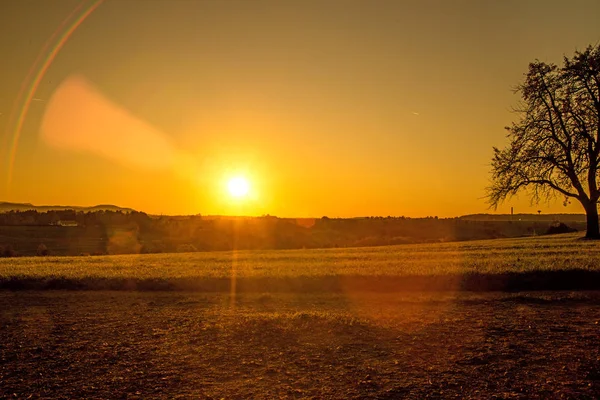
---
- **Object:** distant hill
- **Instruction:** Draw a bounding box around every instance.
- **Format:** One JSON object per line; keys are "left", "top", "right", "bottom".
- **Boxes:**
{"left": 0, "top": 202, "right": 135, "bottom": 213}
{"left": 459, "top": 213, "right": 586, "bottom": 222}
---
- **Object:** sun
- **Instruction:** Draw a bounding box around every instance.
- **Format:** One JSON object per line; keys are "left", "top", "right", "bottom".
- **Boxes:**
{"left": 227, "top": 176, "right": 250, "bottom": 198}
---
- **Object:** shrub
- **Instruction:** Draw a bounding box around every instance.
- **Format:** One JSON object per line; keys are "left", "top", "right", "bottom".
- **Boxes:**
{"left": 2, "top": 245, "right": 17, "bottom": 258}
{"left": 37, "top": 243, "right": 50, "bottom": 257}
{"left": 140, "top": 242, "right": 166, "bottom": 254}
{"left": 177, "top": 244, "right": 198, "bottom": 253}
{"left": 546, "top": 222, "right": 577, "bottom": 235}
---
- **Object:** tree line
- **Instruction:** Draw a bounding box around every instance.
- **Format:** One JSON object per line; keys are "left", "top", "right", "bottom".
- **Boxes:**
{"left": 0, "top": 210, "right": 584, "bottom": 257}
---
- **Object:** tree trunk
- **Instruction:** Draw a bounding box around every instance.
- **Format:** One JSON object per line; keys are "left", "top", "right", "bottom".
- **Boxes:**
{"left": 584, "top": 201, "right": 600, "bottom": 239}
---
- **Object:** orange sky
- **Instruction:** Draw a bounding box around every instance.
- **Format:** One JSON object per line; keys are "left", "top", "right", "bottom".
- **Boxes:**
{"left": 1, "top": 0, "right": 600, "bottom": 217}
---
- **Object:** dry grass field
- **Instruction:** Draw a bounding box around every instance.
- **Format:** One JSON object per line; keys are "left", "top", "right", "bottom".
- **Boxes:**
{"left": 1, "top": 233, "right": 599, "bottom": 292}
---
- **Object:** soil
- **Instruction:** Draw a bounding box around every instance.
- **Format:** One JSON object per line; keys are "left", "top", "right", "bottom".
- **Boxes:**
{"left": 1, "top": 291, "right": 599, "bottom": 399}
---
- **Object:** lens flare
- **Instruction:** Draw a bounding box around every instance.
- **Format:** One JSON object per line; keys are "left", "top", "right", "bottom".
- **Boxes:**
{"left": 3, "top": 0, "right": 104, "bottom": 191}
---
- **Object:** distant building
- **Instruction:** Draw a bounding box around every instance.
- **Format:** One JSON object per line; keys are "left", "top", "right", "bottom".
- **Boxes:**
{"left": 56, "top": 220, "right": 78, "bottom": 227}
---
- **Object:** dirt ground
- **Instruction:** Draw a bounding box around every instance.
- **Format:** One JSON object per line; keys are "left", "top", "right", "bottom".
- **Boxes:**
{"left": 1, "top": 291, "right": 599, "bottom": 399}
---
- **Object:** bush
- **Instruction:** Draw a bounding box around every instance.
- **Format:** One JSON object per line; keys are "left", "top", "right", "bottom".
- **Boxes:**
{"left": 546, "top": 222, "right": 577, "bottom": 235}
{"left": 177, "top": 244, "right": 198, "bottom": 253}
{"left": 37, "top": 243, "right": 50, "bottom": 257}
{"left": 140, "top": 242, "right": 166, "bottom": 254}
{"left": 1, "top": 245, "right": 17, "bottom": 258}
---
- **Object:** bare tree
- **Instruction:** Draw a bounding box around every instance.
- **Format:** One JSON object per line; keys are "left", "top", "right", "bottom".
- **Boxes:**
{"left": 488, "top": 45, "right": 600, "bottom": 238}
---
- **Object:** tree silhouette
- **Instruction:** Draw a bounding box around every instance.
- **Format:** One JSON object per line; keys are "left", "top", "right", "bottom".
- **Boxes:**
{"left": 488, "top": 45, "right": 600, "bottom": 238}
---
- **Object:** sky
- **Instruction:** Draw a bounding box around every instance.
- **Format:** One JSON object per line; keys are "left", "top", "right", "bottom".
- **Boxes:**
{"left": 1, "top": 0, "right": 599, "bottom": 217}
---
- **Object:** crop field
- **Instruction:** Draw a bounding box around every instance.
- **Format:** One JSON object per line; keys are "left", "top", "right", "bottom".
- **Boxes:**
{"left": 1, "top": 233, "right": 600, "bottom": 398}
{"left": 1, "top": 232, "right": 599, "bottom": 291}
{"left": 1, "top": 291, "right": 600, "bottom": 399}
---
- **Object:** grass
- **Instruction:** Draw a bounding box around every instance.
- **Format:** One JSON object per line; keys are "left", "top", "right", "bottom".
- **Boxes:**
{"left": 1, "top": 232, "right": 599, "bottom": 291}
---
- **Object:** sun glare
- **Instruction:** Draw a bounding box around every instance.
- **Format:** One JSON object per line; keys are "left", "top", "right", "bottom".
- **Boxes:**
{"left": 227, "top": 176, "right": 250, "bottom": 198}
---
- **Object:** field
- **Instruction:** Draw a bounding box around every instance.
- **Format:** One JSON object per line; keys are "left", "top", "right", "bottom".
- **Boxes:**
{"left": 1, "top": 233, "right": 600, "bottom": 292}
{"left": 1, "top": 233, "right": 600, "bottom": 398}
{"left": 1, "top": 292, "right": 600, "bottom": 399}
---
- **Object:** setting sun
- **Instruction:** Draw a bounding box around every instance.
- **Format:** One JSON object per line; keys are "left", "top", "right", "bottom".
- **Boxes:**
{"left": 227, "top": 176, "right": 250, "bottom": 198}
